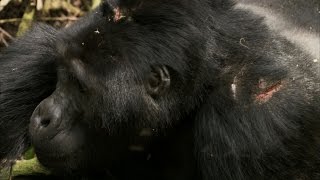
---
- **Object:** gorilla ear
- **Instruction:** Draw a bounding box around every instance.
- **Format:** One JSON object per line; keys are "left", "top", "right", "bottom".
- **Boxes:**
{"left": 146, "top": 65, "right": 171, "bottom": 97}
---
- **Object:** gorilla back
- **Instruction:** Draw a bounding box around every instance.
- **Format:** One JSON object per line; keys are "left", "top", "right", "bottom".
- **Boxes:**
{"left": 0, "top": 0, "right": 319, "bottom": 179}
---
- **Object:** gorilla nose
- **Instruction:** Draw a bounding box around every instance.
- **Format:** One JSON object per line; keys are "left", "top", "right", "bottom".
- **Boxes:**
{"left": 29, "top": 98, "right": 62, "bottom": 138}
{"left": 33, "top": 115, "right": 54, "bottom": 130}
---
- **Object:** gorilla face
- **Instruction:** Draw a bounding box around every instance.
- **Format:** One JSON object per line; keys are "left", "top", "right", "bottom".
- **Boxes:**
{"left": 28, "top": 61, "right": 172, "bottom": 172}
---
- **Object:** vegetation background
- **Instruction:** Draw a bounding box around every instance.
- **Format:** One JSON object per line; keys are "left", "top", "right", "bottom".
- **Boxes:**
{"left": 0, "top": 0, "right": 102, "bottom": 48}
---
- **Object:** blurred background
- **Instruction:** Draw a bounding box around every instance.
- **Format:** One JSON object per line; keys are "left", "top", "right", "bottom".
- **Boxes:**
{"left": 0, "top": 0, "right": 102, "bottom": 48}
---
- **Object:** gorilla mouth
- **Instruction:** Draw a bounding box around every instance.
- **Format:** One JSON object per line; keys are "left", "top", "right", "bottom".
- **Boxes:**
{"left": 35, "top": 147, "right": 88, "bottom": 173}
{"left": 36, "top": 152, "right": 67, "bottom": 166}
{"left": 34, "top": 149, "right": 65, "bottom": 159}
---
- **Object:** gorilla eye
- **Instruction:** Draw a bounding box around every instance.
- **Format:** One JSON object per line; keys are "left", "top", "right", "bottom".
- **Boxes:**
{"left": 69, "top": 74, "right": 88, "bottom": 93}
{"left": 76, "top": 78, "right": 88, "bottom": 93}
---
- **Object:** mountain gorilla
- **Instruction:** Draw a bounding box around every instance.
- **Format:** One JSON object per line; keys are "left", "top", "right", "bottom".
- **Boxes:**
{"left": 0, "top": 0, "right": 319, "bottom": 179}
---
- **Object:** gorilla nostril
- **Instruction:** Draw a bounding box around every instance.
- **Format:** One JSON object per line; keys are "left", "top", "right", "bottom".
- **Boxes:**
{"left": 40, "top": 118, "right": 51, "bottom": 128}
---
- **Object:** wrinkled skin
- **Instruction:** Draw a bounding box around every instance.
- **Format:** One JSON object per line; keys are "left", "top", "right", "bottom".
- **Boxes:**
{"left": 0, "top": 0, "right": 319, "bottom": 179}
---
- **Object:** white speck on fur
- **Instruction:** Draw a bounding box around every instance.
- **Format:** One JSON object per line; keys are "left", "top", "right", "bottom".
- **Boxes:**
{"left": 231, "top": 76, "right": 238, "bottom": 99}
{"left": 94, "top": 29, "right": 100, "bottom": 34}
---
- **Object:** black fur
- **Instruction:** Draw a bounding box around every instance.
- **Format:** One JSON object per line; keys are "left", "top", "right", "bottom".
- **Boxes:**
{"left": 0, "top": 0, "right": 319, "bottom": 179}
{"left": 0, "top": 25, "right": 57, "bottom": 162}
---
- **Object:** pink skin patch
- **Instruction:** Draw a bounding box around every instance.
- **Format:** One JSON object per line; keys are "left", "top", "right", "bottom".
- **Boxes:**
{"left": 255, "top": 81, "right": 283, "bottom": 103}
{"left": 113, "top": 7, "right": 126, "bottom": 22}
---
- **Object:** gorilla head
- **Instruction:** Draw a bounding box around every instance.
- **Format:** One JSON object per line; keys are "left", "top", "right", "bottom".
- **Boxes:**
{"left": 28, "top": 0, "right": 206, "bottom": 175}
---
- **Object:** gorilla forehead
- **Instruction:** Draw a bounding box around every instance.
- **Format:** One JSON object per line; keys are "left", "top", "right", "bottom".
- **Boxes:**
{"left": 56, "top": 0, "right": 208, "bottom": 77}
